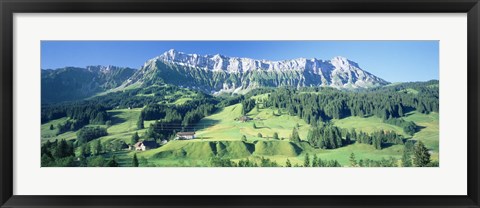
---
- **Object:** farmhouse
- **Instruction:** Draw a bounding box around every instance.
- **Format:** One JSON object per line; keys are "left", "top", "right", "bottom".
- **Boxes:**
{"left": 133, "top": 140, "right": 158, "bottom": 151}
{"left": 176, "top": 132, "right": 196, "bottom": 140}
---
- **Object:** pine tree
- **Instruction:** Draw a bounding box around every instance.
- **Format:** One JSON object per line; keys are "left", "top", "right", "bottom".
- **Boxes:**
{"left": 290, "top": 127, "right": 301, "bottom": 143}
{"left": 132, "top": 153, "right": 139, "bottom": 167}
{"left": 413, "top": 141, "right": 431, "bottom": 167}
{"left": 79, "top": 144, "right": 87, "bottom": 157}
{"left": 285, "top": 159, "right": 292, "bottom": 167}
{"left": 131, "top": 132, "right": 140, "bottom": 145}
{"left": 53, "top": 139, "right": 69, "bottom": 158}
{"left": 349, "top": 153, "right": 357, "bottom": 167}
{"left": 345, "top": 132, "right": 351, "bottom": 144}
{"left": 273, "top": 132, "right": 279, "bottom": 140}
{"left": 350, "top": 129, "right": 357, "bottom": 142}
{"left": 257, "top": 133, "right": 263, "bottom": 138}
{"left": 103, "top": 142, "right": 111, "bottom": 153}
{"left": 49, "top": 124, "right": 54, "bottom": 130}
{"left": 94, "top": 140, "right": 102, "bottom": 155}
{"left": 137, "top": 115, "right": 144, "bottom": 130}
{"left": 312, "top": 154, "right": 318, "bottom": 167}
{"left": 83, "top": 143, "right": 91, "bottom": 156}
{"left": 107, "top": 156, "right": 119, "bottom": 167}
{"left": 358, "top": 159, "right": 364, "bottom": 167}
{"left": 304, "top": 153, "right": 310, "bottom": 167}
{"left": 401, "top": 147, "right": 412, "bottom": 167}
{"left": 373, "top": 136, "right": 382, "bottom": 150}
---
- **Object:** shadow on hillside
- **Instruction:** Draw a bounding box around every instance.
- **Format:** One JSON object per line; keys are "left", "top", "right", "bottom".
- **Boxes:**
{"left": 415, "top": 125, "right": 426, "bottom": 132}
{"left": 108, "top": 111, "right": 127, "bottom": 125}
{"left": 291, "top": 142, "right": 304, "bottom": 155}
{"left": 185, "top": 118, "right": 220, "bottom": 132}
{"left": 381, "top": 142, "right": 396, "bottom": 149}
{"left": 403, "top": 107, "right": 417, "bottom": 115}
{"left": 196, "top": 136, "right": 214, "bottom": 140}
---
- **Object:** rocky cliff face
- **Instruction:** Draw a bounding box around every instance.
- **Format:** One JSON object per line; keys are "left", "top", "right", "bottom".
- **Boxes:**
{"left": 126, "top": 49, "right": 389, "bottom": 94}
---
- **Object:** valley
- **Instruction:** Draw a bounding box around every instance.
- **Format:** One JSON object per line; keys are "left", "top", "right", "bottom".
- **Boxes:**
{"left": 41, "top": 83, "right": 439, "bottom": 167}
{"left": 40, "top": 49, "right": 439, "bottom": 168}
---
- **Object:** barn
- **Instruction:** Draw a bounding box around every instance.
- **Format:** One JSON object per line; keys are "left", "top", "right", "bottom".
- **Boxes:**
{"left": 176, "top": 132, "right": 196, "bottom": 140}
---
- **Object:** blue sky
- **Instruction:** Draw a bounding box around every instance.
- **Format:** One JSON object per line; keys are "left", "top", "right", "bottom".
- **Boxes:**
{"left": 41, "top": 41, "right": 438, "bottom": 82}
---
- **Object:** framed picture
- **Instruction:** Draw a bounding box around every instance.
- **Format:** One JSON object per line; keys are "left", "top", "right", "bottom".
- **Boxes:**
{"left": 1, "top": 0, "right": 479, "bottom": 207}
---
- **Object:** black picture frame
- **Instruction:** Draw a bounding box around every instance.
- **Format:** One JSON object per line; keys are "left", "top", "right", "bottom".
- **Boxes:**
{"left": 1, "top": 0, "right": 479, "bottom": 207}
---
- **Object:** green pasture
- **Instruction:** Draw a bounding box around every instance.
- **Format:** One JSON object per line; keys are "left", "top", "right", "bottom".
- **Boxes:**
{"left": 41, "top": 102, "right": 439, "bottom": 167}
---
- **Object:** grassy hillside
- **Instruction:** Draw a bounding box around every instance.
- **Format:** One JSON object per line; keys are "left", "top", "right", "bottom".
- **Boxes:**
{"left": 42, "top": 101, "right": 439, "bottom": 167}
{"left": 41, "top": 117, "right": 69, "bottom": 140}
{"left": 196, "top": 104, "right": 311, "bottom": 141}
{"left": 333, "top": 116, "right": 406, "bottom": 136}
{"left": 42, "top": 108, "right": 154, "bottom": 144}
{"left": 332, "top": 111, "right": 439, "bottom": 162}
{"left": 403, "top": 111, "right": 439, "bottom": 161}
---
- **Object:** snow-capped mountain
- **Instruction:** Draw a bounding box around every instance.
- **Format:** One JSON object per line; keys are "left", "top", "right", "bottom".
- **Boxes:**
{"left": 125, "top": 49, "right": 389, "bottom": 94}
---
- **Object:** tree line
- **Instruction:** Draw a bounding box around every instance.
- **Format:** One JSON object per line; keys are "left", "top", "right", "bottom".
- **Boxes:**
{"left": 41, "top": 139, "right": 121, "bottom": 167}
{"left": 304, "top": 124, "right": 403, "bottom": 150}
{"left": 207, "top": 155, "right": 342, "bottom": 167}
{"left": 383, "top": 117, "right": 418, "bottom": 136}
{"left": 138, "top": 94, "right": 218, "bottom": 141}
{"left": 263, "top": 81, "right": 438, "bottom": 125}
{"left": 348, "top": 140, "right": 434, "bottom": 167}
{"left": 42, "top": 104, "right": 109, "bottom": 134}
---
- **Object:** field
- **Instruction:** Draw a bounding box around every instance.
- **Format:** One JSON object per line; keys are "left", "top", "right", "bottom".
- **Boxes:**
{"left": 404, "top": 111, "right": 439, "bottom": 161}
{"left": 333, "top": 116, "right": 407, "bottom": 136}
{"left": 42, "top": 98, "right": 439, "bottom": 167}
{"left": 196, "top": 103, "right": 311, "bottom": 141}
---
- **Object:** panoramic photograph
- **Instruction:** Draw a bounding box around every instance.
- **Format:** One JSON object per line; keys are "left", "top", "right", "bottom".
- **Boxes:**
{"left": 40, "top": 41, "right": 439, "bottom": 167}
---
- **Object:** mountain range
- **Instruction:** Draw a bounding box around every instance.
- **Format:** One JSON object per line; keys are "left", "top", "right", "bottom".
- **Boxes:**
{"left": 41, "top": 49, "right": 389, "bottom": 103}
{"left": 41, "top": 65, "right": 136, "bottom": 103}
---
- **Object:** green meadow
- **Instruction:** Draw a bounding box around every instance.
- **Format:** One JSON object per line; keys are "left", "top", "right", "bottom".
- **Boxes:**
{"left": 42, "top": 99, "right": 439, "bottom": 167}
{"left": 196, "top": 103, "right": 311, "bottom": 141}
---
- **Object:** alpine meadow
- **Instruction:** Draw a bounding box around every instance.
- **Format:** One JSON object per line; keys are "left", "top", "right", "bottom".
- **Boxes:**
{"left": 40, "top": 41, "right": 439, "bottom": 167}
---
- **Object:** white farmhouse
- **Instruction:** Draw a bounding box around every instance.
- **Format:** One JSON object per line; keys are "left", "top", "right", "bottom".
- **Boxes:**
{"left": 176, "top": 132, "right": 196, "bottom": 140}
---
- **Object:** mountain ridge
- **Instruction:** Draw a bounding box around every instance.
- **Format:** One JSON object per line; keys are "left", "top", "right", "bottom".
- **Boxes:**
{"left": 41, "top": 65, "right": 137, "bottom": 104}
{"left": 41, "top": 49, "right": 391, "bottom": 103}
{"left": 125, "top": 49, "right": 389, "bottom": 94}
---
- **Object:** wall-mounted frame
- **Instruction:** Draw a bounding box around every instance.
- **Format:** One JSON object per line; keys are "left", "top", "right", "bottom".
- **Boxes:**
{"left": 1, "top": 0, "right": 479, "bottom": 207}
